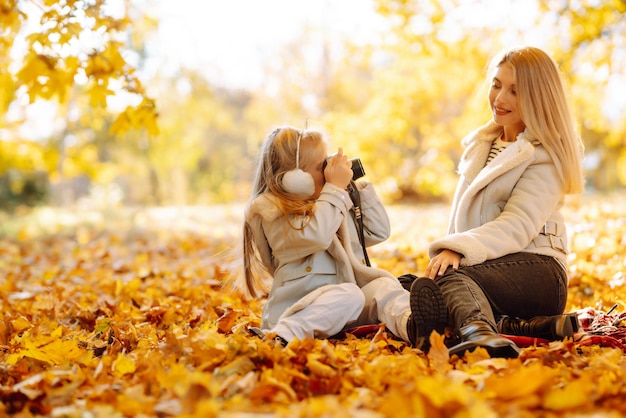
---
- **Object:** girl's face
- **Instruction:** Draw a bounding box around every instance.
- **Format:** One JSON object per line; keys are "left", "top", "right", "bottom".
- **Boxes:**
{"left": 303, "top": 147, "right": 327, "bottom": 199}
{"left": 489, "top": 63, "right": 525, "bottom": 137}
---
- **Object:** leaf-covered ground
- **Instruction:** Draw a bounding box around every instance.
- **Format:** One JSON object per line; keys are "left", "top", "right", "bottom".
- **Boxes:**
{"left": 1, "top": 193, "right": 625, "bottom": 417}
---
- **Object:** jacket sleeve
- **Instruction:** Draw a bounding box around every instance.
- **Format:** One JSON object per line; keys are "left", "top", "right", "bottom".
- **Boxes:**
{"left": 262, "top": 183, "right": 353, "bottom": 264}
{"left": 429, "top": 150, "right": 565, "bottom": 265}
{"left": 355, "top": 181, "right": 391, "bottom": 247}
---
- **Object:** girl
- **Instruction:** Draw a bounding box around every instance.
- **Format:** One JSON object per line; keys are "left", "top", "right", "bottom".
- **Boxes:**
{"left": 243, "top": 126, "right": 447, "bottom": 349}
{"left": 418, "top": 46, "right": 585, "bottom": 358}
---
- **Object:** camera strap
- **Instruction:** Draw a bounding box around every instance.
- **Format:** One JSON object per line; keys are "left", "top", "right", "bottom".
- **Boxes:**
{"left": 347, "top": 181, "right": 371, "bottom": 267}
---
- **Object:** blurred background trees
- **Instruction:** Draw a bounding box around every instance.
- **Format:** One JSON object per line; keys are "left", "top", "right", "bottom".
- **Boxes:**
{"left": 1, "top": 0, "right": 624, "bottom": 211}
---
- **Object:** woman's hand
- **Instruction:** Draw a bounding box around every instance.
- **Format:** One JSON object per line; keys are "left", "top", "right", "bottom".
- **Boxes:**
{"left": 324, "top": 147, "right": 353, "bottom": 190}
{"left": 425, "top": 249, "right": 461, "bottom": 279}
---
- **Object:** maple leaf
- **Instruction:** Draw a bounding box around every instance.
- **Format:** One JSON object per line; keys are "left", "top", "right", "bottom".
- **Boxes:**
{"left": 482, "top": 362, "right": 559, "bottom": 401}
{"left": 110, "top": 99, "right": 159, "bottom": 137}
{"left": 112, "top": 353, "right": 136, "bottom": 377}
{"left": 543, "top": 374, "right": 595, "bottom": 411}
{"left": 427, "top": 331, "right": 451, "bottom": 371}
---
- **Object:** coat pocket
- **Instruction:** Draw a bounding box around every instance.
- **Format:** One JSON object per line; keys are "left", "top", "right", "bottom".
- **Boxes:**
{"left": 277, "top": 251, "right": 337, "bottom": 283}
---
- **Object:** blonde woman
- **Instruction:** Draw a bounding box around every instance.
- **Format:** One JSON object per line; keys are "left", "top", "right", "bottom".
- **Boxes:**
{"left": 243, "top": 127, "right": 447, "bottom": 349}
{"left": 414, "top": 46, "right": 585, "bottom": 358}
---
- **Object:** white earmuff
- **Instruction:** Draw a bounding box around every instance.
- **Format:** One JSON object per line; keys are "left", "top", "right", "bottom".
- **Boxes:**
{"left": 282, "top": 130, "right": 315, "bottom": 197}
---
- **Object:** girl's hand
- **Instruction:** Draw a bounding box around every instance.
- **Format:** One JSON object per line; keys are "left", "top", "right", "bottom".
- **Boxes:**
{"left": 425, "top": 249, "right": 461, "bottom": 279}
{"left": 324, "top": 147, "right": 353, "bottom": 189}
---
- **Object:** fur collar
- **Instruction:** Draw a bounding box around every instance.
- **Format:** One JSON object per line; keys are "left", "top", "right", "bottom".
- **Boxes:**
{"left": 459, "top": 125, "right": 539, "bottom": 186}
{"left": 245, "top": 193, "right": 283, "bottom": 223}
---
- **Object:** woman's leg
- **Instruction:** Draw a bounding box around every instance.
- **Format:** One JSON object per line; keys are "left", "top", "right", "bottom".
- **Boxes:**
{"left": 271, "top": 283, "right": 365, "bottom": 342}
{"left": 435, "top": 253, "right": 567, "bottom": 331}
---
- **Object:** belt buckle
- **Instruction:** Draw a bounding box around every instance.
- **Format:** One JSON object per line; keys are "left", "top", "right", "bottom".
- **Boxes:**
{"left": 543, "top": 221, "right": 557, "bottom": 236}
{"left": 548, "top": 234, "right": 567, "bottom": 255}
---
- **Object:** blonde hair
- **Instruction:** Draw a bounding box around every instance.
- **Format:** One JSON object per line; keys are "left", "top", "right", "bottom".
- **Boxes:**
{"left": 488, "top": 46, "right": 585, "bottom": 194}
{"left": 242, "top": 126, "right": 326, "bottom": 297}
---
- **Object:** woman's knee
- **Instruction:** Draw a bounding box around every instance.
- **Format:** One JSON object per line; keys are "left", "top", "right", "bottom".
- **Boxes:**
{"left": 433, "top": 268, "right": 468, "bottom": 287}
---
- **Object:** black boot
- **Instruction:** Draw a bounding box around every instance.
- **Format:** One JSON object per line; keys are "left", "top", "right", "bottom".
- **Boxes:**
{"left": 407, "top": 278, "right": 448, "bottom": 351}
{"left": 497, "top": 313, "right": 579, "bottom": 341}
{"left": 397, "top": 273, "right": 418, "bottom": 292}
{"left": 448, "top": 321, "right": 521, "bottom": 359}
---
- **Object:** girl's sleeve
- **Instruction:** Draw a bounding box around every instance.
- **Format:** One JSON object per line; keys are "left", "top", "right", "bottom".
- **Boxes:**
{"left": 263, "top": 183, "right": 353, "bottom": 261}
{"left": 355, "top": 181, "right": 391, "bottom": 246}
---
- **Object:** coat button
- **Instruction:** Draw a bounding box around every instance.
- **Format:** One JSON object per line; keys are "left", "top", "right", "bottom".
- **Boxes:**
{"left": 306, "top": 266, "right": 312, "bottom": 272}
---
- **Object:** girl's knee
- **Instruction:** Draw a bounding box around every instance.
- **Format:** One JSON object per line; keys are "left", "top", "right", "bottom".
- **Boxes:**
{"left": 361, "top": 276, "right": 406, "bottom": 298}
{"left": 339, "top": 283, "right": 366, "bottom": 309}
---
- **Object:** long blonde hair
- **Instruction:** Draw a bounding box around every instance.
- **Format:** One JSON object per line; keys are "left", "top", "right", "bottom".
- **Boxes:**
{"left": 242, "top": 126, "right": 326, "bottom": 297}
{"left": 489, "top": 46, "right": 585, "bottom": 194}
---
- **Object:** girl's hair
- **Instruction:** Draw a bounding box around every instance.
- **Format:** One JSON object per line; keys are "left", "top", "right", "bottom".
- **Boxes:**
{"left": 242, "top": 126, "right": 326, "bottom": 297}
{"left": 488, "top": 46, "right": 585, "bottom": 194}
{"left": 250, "top": 126, "right": 326, "bottom": 213}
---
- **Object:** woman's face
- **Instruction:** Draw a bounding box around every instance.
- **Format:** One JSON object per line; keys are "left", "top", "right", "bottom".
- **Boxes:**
{"left": 489, "top": 63, "right": 525, "bottom": 136}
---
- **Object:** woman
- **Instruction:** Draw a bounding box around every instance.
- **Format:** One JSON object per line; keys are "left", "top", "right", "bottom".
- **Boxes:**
{"left": 417, "top": 46, "right": 585, "bottom": 358}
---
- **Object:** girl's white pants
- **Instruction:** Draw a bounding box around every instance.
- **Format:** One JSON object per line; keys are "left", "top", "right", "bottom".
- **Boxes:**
{"left": 355, "top": 276, "right": 411, "bottom": 342}
{"left": 269, "top": 276, "right": 410, "bottom": 343}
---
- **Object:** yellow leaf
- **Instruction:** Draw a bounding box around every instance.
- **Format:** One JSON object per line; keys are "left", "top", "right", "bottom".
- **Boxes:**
{"left": 116, "top": 385, "right": 155, "bottom": 415}
{"left": 0, "top": 70, "right": 15, "bottom": 114}
{"left": 112, "top": 353, "right": 136, "bottom": 377}
{"left": 11, "top": 315, "right": 32, "bottom": 333}
{"left": 7, "top": 337, "right": 89, "bottom": 366}
{"left": 427, "top": 331, "right": 451, "bottom": 371}
{"left": 306, "top": 354, "right": 337, "bottom": 378}
{"left": 88, "top": 83, "right": 113, "bottom": 107}
{"left": 214, "top": 356, "right": 256, "bottom": 377}
{"left": 103, "top": 43, "right": 127, "bottom": 72}
{"left": 543, "top": 375, "right": 593, "bottom": 411}
{"left": 483, "top": 362, "right": 558, "bottom": 400}
{"left": 51, "top": 325, "right": 62, "bottom": 338}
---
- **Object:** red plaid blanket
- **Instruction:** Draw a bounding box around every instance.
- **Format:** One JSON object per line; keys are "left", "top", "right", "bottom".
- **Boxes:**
{"left": 505, "top": 306, "right": 626, "bottom": 350}
{"left": 340, "top": 305, "right": 626, "bottom": 351}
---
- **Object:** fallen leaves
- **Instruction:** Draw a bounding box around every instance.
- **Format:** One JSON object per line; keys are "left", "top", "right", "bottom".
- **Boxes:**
{"left": 1, "top": 196, "right": 625, "bottom": 417}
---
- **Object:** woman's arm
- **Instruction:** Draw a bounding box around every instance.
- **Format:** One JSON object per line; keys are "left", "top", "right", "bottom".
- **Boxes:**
{"left": 429, "top": 150, "right": 564, "bottom": 266}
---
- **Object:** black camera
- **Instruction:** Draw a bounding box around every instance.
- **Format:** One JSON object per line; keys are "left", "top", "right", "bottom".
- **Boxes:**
{"left": 323, "top": 157, "right": 365, "bottom": 181}
{"left": 350, "top": 158, "right": 365, "bottom": 180}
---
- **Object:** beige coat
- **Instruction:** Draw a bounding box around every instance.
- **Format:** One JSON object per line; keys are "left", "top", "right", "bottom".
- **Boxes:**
{"left": 246, "top": 182, "right": 395, "bottom": 329}
{"left": 429, "top": 125, "right": 568, "bottom": 266}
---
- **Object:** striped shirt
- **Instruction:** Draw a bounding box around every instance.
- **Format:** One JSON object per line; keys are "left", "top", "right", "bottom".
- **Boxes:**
{"left": 485, "top": 136, "right": 513, "bottom": 166}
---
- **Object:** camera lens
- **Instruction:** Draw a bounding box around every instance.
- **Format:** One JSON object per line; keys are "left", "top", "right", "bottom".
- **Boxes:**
{"left": 350, "top": 158, "right": 365, "bottom": 180}
{"left": 322, "top": 156, "right": 366, "bottom": 180}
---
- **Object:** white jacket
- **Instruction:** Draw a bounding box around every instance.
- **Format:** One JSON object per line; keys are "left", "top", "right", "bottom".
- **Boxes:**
{"left": 429, "top": 125, "right": 568, "bottom": 266}
{"left": 246, "top": 182, "right": 395, "bottom": 329}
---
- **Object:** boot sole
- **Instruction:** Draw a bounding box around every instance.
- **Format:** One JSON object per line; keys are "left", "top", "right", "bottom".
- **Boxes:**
{"left": 449, "top": 338, "right": 521, "bottom": 359}
{"left": 409, "top": 278, "right": 448, "bottom": 349}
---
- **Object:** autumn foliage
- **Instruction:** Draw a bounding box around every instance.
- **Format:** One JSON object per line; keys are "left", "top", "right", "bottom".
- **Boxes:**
{"left": 1, "top": 195, "right": 625, "bottom": 417}
{"left": 3, "top": 1, "right": 626, "bottom": 209}
{"left": 1, "top": 0, "right": 158, "bottom": 137}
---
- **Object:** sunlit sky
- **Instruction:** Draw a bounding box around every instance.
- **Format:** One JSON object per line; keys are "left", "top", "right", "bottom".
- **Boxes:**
{"left": 147, "top": 0, "right": 548, "bottom": 89}
{"left": 146, "top": 0, "right": 624, "bottom": 124}
{"left": 148, "top": 0, "right": 384, "bottom": 89}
